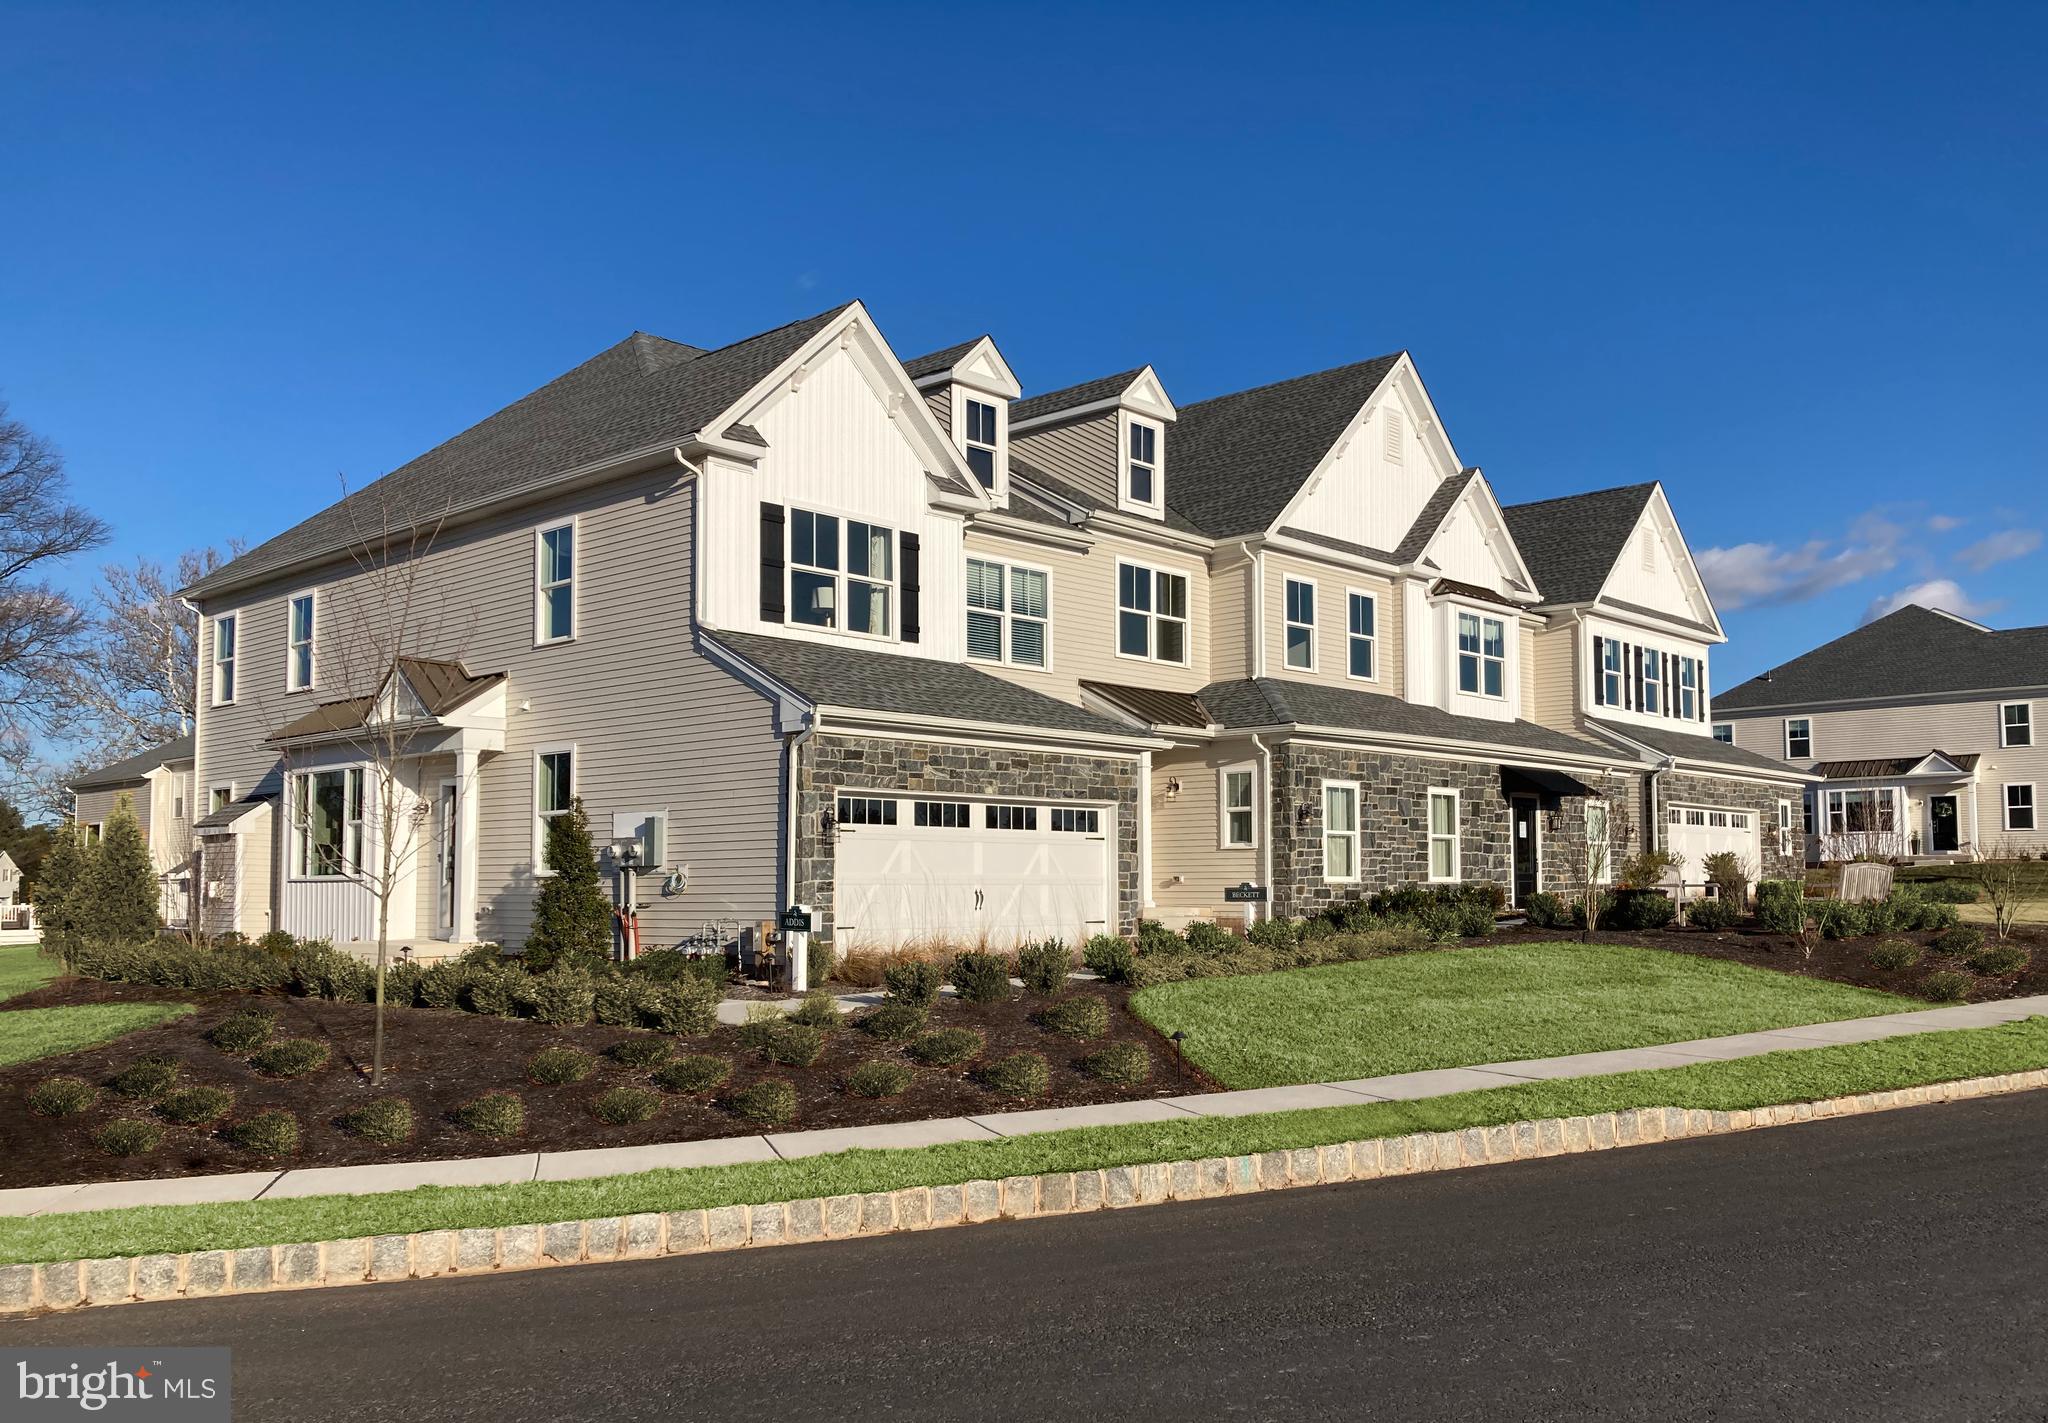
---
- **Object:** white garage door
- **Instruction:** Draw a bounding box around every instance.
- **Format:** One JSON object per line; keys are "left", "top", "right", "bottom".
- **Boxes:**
{"left": 832, "top": 793, "right": 1113, "bottom": 950}
{"left": 1664, "top": 803, "right": 1760, "bottom": 884}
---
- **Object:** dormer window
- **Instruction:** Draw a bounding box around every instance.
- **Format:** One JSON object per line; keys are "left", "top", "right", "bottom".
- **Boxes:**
{"left": 963, "top": 399, "right": 999, "bottom": 490}
{"left": 1457, "top": 612, "right": 1506, "bottom": 698}
{"left": 1124, "top": 418, "right": 1161, "bottom": 510}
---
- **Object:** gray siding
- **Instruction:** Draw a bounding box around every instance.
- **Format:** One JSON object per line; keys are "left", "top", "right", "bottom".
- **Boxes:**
{"left": 1013, "top": 411, "right": 1118, "bottom": 508}
{"left": 74, "top": 785, "right": 146, "bottom": 841}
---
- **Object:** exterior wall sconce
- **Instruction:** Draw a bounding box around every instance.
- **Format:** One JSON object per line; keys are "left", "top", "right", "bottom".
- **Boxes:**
{"left": 1164, "top": 777, "right": 1182, "bottom": 799}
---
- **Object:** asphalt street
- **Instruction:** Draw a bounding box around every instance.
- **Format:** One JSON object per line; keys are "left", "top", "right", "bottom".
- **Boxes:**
{"left": 10, "top": 1091, "right": 2047, "bottom": 1421}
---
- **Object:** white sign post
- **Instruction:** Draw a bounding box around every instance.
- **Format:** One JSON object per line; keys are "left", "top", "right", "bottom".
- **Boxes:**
{"left": 782, "top": 904, "right": 813, "bottom": 993}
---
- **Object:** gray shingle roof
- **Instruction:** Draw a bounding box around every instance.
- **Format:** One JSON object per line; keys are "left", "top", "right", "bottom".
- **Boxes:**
{"left": 1587, "top": 719, "right": 1810, "bottom": 780}
{"left": 706, "top": 631, "right": 1147, "bottom": 741}
{"left": 194, "top": 794, "right": 271, "bottom": 833}
{"left": 1273, "top": 526, "right": 1399, "bottom": 563}
{"left": 1197, "top": 678, "right": 1622, "bottom": 761}
{"left": 1498, "top": 483, "right": 1657, "bottom": 607}
{"left": 70, "top": 734, "right": 195, "bottom": 791}
{"left": 1392, "top": 469, "right": 1480, "bottom": 564}
{"left": 1009, "top": 369, "right": 1147, "bottom": 426}
{"left": 1164, "top": 354, "right": 1403, "bottom": 540}
{"left": 184, "top": 305, "right": 856, "bottom": 600}
{"left": 1715, "top": 605, "right": 2048, "bottom": 711}
{"left": 901, "top": 337, "right": 987, "bottom": 381}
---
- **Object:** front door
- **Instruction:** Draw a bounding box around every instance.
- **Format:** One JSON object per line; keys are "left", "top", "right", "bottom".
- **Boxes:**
{"left": 436, "top": 780, "right": 459, "bottom": 939}
{"left": 1511, "top": 796, "right": 1539, "bottom": 907}
{"left": 1929, "top": 795, "right": 1960, "bottom": 854}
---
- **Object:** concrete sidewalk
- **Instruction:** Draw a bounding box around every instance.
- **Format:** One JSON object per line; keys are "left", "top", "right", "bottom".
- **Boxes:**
{"left": 6, "top": 994, "right": 2043, "bottom": 1221}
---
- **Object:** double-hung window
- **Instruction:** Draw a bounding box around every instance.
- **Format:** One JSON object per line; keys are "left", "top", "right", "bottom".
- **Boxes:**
{"left": 1585, "top": 801, "right": 1611, "bottom": 883}
{"left": 1221, "top": 766, "right": 1255, "bottom": 849}
{"left": 2002, "top": 703, "right": 2033, "bottom": 748}
{"left": 1347, "top": 591, "right": 1377, "bottom": 679}
{"left": 1125, "top": 420, "right": 1159, "bottom": 506}
{"left": 536, "top": 522, "right": 576, "bottom": 643}
{"left": 963, "top": 399, "right": 998, "bottom": 490}
{"left": 791, "top": 509, "right": 894, "bottom": 637}
{"left": 965, "top": 558, "right": 1048, "bottom": 668}
{"left": 1117, "top": 561, "right": 1188, "bottom": 664}
{"left": 212, "top": 614, "right": 238, "bottom": 705}
{"left": 1600, "top": 637, "right": 1623, "bottom": 706}
{"left": 1283, "top": 578, "right": 1316, "bottom": 670}
{"left": 1322, "top": 781, "right": 1359, "bottom": 881}
{"left": 1678, "top": 656, "right": 1699, "bottom": 720}
{"left": 1641, "top": 649, "right": 1662, "bottom": 714}
{"left": 1785, "top": 718, "right": 1813, "bottom": 760}
{"left": 535, "top": 749, "right": 575, "bottom": 873}
{"left": 286, "top": 593, "right": 316, "bottom": 691}
{"left": 1712, "top": 723, "right": 1734, "bottom": 744}
{"left": 292, "top": 767, "right": 364, "bottom": 878}
{"left": 2007, "top": 784, "right": 2036, "bottom": 832}
{"left": 1427, "top": 789, "right": 1460, "bottom": 882}
{"left": 1457, "top": 612, "right": 1506, "bottom": 698}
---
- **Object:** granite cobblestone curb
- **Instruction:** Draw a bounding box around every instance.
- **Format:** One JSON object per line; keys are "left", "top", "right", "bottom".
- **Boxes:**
{"left": 5, "top": 1068, "right": 2044, "bottom": 1318}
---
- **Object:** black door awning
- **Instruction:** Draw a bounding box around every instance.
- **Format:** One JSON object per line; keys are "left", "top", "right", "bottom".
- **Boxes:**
{"left": 1501, "top": 765, "right": 1600, "bottom": 801}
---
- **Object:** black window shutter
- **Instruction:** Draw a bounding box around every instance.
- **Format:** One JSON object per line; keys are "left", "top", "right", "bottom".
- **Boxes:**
{"left": 1698, "top": 662, "right": 1708, "bottom": 721}
{"left": 1634, "top": 646, "right": 1646, "bottom": 711}
{"left": 1661, "top": 653, "right": 1671, "bottom": 717}
{"left": 900, "top": 531, "right": 921, "bottom": 644}
{"left": 759, "top": 502, "right": 785, "bottom": 623}
{"left": 1592, "top": 636, "right": 1605, "bottom": 706}
{"left": 1622, "top": 644, "right": 1633, "bottom": 710}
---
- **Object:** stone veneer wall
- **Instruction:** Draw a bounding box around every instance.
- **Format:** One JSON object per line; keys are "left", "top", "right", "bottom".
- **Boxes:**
{"left": 796, "top": 733, "right": 1141, "bottom": 945}
{"left": 1654, "top": 769, "right": 1806, "bottom": 883}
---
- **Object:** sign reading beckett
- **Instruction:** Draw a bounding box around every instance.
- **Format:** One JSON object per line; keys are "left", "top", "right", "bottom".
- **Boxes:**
{"left": 7, "top": 1349, "right": 231, "bottom": 1420}
{"left": 1222, "top": 882, "right": 1268, "bottom": 904}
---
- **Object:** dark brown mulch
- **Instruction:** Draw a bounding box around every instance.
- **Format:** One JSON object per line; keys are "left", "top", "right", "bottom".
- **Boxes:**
{"left": 0, "top": 978, "right": 1212, "bottom": 1190}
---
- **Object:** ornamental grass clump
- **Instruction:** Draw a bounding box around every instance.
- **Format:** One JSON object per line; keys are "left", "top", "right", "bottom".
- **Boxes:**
{"left": 156, "top": 1085, "right": 234, "bottom": 1126}
{"left": 26, "top": 1076, "right": 97, "bottom": 1117}
{"left": 1079, "top": 1041, "right": 1151, "bottom": 1087}
{"left": 455, "top": 1091, "right": 525, "bottom": 1138}
{"left": 908, "top": 1027, "right": 984, "bottom": 1067}
{"left": 107, "top": 1056, "right": 179, "bottom": 1102}
{"left": 1037, "top": 994, "right": 1109, "bottom": 1040}
{"left": 843, "top": 1060, "right": 913, "bottom": 1099}
{"left": 526, "top": 1046, "right": 597, "bottom": 1085}
{"left": 976, "top": 1051, "right": 1051, "bottom": 1099}
{"left": 605, "top": 1036, "right": 673, "bottom": 1069}
{"left": 652, "top": 1054, "right": 732, "bottom": 1094}
{"left": 593, "top": 1086, "right": 662, "bottom": 1124}
{"left": 229, "top": 1109, "right": 300, "bottom": 1157}
{"left": 340, "top": 1097, "right": 416, "bottom": 1146}
{"left": 206, "top": 1008, "right": 277, "bottom": 1055}
{"left": 95, "top": 1118, "right": 164, "bottom": 1157}
{"left": 726, "top": 1078, "right": 797, "bottom": 1125}
{"left": 251, "top": 1038, "right": 330, "bottom": 1079}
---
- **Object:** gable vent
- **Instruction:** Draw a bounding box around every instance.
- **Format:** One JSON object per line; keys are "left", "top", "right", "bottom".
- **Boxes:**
{"left": 1640, "top": 529, "right": 1657, "bottom": 572}
{"left": 1383, "top": 409, "right": 1404, "bottom": 463}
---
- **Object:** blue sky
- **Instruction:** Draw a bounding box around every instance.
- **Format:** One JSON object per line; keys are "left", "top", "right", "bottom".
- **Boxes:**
{"left": 2, "top": 1, "right": 2043, "bottom": 685}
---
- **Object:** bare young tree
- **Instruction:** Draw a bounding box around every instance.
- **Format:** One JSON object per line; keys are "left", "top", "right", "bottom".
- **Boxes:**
{"left": 1965, "top": 840, "right": 2044, "bottom": 940}
{"left": 1569, "top": 793, "right": 1635, "bottom": 942}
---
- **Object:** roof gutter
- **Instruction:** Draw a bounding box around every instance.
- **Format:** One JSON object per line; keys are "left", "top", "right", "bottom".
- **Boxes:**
{"left": 814, "top": 705, "right": 1172, "bottom": 754}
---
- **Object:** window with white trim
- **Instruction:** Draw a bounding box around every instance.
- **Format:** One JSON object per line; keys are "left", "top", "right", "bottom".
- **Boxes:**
{"left": 1050, "top": 807, "right": 1100, "bottom": 833}
{"left": 211, "top": 614, "right": 237, "bottom": 705}
{"left": 1428, "top": 789, "right": 1460, "bottom": 882}
{"left": 1785, "top": 718, "right": 1813, "bottom": 759}
{"left": 287, "top": 593, "right": 315, "bottom": 691}
{"left": 1125, "top": 419, "right": 1160, "bottom": 507}
{"left": 836, "top": 795, "right": 897, "bottom": 826}
{"left": 1117, "top": 561, "right": 1188, "bottom": 664}
{"left": 1322, "top": 781, "right": 1359, "bottom": 881}
{"left": 1678, "top": 656, "right": 1699, "bottom": 720}
{"left": 963, "top": 399, "right": 999, "bottom": 490}
{"left": 1712, "top": 723, "right": 1733, "bottom": 744}
{"left": 1457, "top": 612, "right": 1505, "bottom": 698}
{"left": 1585, "top": 801, "right": 1611, "bottom": 883}
{"left": 965, "top": 558, "right": 1048, "bottom": 669}
{"left": 1826, "top": 788, "right": 1898, "bottom": 835}
{"left": 1221, "top": 765, "right": 1255, "bottom": 849}
{"left": 791, "top": 509, "right": 893, "bottom": 637}
{"left": 2002, "top": 702, "right": 2033, "bottom": 748}
{"left": 985, "top": 804, "right": 1039, "bottom": 830}
{"left": 1642, "top": 649, "right": 1662, "bottom": 715}
{"left": 535, "top": 749, "right": 574, "bottom": 872}
{"left": 536, "top": 522, "right": 575, "bottom": 644}
{"left": 1778, "top": 799, "right": 1793, "bottom": 833}
{"left": 209, "top": 784, "right": 234, "bottom": 815}
{"left": 913, "top": 800, "right": 969, "bottom": 828}
{"left": 2006, "top": 783, "right": 2036, "bottom": 832}
{"left": 1600, "top": 637, "right": 1623, "bottom": 707}
{"left": 1283, "top": 578, "right": 1316, "bottom": 670}
{"left": 291, "top": 767, "right": 364, "bottom": 878}
{"left": 1347, "top": 591, "right": 1377, "bottom": 680}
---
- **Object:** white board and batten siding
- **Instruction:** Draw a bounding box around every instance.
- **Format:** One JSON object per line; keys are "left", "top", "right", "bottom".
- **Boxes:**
{"left": 1280, "top": 383, "right": 1446, "bottom": 558}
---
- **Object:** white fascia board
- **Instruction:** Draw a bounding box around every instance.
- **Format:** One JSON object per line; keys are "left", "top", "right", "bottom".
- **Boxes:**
{"left": 1261, "top": 530, "right": 1402, "bottom": 578}
{"left": 815, "top": 706, "right": 1170, "bottom": 755}
{"left": 1591, "top": 484, "right": 1724, "bottom": 639}
{"left": 1578, "top": 597, "right": 1725, "bottom": 645}
{"left": 694, "top": 634, "right": 814, "bottom": 734}
{"left": 967, "top": 511, "right": 1097, "bottom": 554}
{"left": 1588, "top": 722, "right": 1819, "bottom": 785}
{"left": 910, "top": 337, "right": 1022, "bottom": 400}
{"left": 1081, "top": 507, "right": 1214, "bottom": 555}
{"left": 1275, "top": 726, "right": 1636, "bottom": 775}
{"left": 1010, "top": 365, "right": 1179, "bottom": 435}
{"left": 1263, "top": 356, "right": 1409, "bottom": 537}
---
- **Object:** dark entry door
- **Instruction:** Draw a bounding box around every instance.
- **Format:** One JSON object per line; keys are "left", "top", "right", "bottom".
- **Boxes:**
{"left": 1511, "top": 797, "right": 1539, "bottom": 907}
{"left": 1929, "top": 795, "right": 1959, "bottom": 854}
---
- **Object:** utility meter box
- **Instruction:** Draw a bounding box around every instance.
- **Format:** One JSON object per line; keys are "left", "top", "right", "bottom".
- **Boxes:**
{"left": 611, "top": 810, "right": 668, "bottom": 868}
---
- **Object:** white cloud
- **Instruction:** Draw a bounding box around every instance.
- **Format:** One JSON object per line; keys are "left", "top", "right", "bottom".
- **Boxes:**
{"left": 1860, "top": 578, "right": 2000, "bottom": 625}
{"left": 1928, "top": 514, "right": 1967, "bottom": 533}
{"left": 1956, "top": 527, "right": 2041, "bottom": 572}
{"left": 1696, "top": 535, "right": 1900, "bottom": 611}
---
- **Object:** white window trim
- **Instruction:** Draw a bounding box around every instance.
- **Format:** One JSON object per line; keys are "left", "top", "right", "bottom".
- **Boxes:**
{"left": 1113, "top": 558, "right": 1191, "bottom": 668}
{"left": 2000, "top": 701, "right": 2033, "bottom": 749}
{"left": 1454, "top": 608, "right": 1507, "bottom": 701}
{"left": 1282, "top": 575, "right": 1318, "bottom": 672}
{"left": 1778, "top": 799, "right": 1793, "bottom": 832}
{"left": 287, "top": 765, "right": 366, "bottom": 882}
{"left": 1118, "top": 409, "right": 1164, "bottom": 516}
{"left": 952, "top": 387, "right": 1007, "bottom": 501}
{"left": 1427, "top": 786, "right": 1461, "bottom": 883}
{"left": 1641, "top": 647, "right": 1663, "bottom": 716}
{"left": 786, "top": 503, "right": 899, "bottom": 644}
{"left": 533, "top": 744, "right": 578, "bottom": 876}
{"left": 964, "top": 555, "right": 1053, "bottom": 671}
{"left": 1585, "top": 800, "right": 1612, "bottom": 885}
{"left": 2005, "top": 782, "right": 2036, "bottom": 832}
{"left": 1345, "top": 587, "right": 1379, "bottom": 683}
{"left": 210, "top": 613, "right": 239, "bottom": 706}
{"left": 1712, "top": 723, "right": 1734, "bottom": 743}
{"left": 1321, "top": 779, "right": 1360, "bottom": 883}
{"left": 1219, "top": 763, "right": 1256, "bottom": 850}
{"left": 285, "top": 589, "right": 318, "bottom": 693}
{"left": 1825, "top": 786, "right": 1902, "bottom": 836}
{"left": 1784, "top": 717, "right": 1813, "bottom": 760}
{"left": 534, "top": 517, "right": 580, "bottom": 647}
{"left": 208, "top": 783, "right": 236, "bottom": 815}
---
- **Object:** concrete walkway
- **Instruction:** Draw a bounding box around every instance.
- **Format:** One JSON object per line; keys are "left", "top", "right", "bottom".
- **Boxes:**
{"left": 6, "top": 994, "right": 2043, "bottom": 1221}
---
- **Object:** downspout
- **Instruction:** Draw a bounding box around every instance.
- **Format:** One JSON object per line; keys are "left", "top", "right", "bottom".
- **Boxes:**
{"left": 1646, "top": 752, "right": 1677, "bottom": 857}
{"left": 1138, "top": 751, "right": 1154, "bottom": 915}
{"left": 1251, "top": 549, "right": 1267, "bottom": 678}
{"left": 1251, "top": 731, "right": 1274, "bottom": 923}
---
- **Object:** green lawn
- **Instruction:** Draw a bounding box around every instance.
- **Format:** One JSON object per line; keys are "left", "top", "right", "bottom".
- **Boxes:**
{"left": 0, "top": 1001, "right": 194, "bottom": 1068}
{"left": 3, "top": 1017, "right": 2043, "bottom": 1267}
{"left": 1131, "top": 941, "right": 1916, "bottom": 1089}
{"left": 0, "top": 944, "right": 55, "bottom": 1002}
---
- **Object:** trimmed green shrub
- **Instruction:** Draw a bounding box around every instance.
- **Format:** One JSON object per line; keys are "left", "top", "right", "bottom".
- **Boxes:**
{"left": 455, "top": 1091, "right": 525, "bottom": 1137}
{"left": 1756, "top": 880, "right": 1807, "bottom": 935}
{"left": 1607, "top": 889, "right": 1678, "bottom": 931}
{"left": 883, "top": 957, "right": 945, "bottom": 1007}
{"left": 340, "top": 1097, "right": 415, "bottom": 1145}
{"left": 26, "top": 1076, "right": 97, "bottom": 1117}
{"left": 807, "top": 939, "right": 835, "bottom": 990}
{"left": 382, "top": 959, "right": 426, "bottom": 1007}
{"left": 1934, "top": 925, "right": 1985, "bottom": 956}
{"left": 1922, "top": 970, "right": 1972, "bottom": 1003}
{"left": 251, "top": 1038, "right": 330, "bottom": 1079}
{"left": 1082, "top": 934, "right": 1136, "bottom": 984}
{"left": 156, "top": 1085, "right": 234, "bottom": 1125}
{"left": 1523, "top": 892, "right": 1571, "bottom": 929}
{"left": 629, "top": 948, "right": 725, "bottom": 985}
{"left": 909, "top": 1027, "right": 984, "bottom": 1067}
{"left": 291, "top": 943, "right": 373, "bottom": 1003}
{"left": 416, "top": 961, "right": 471, "bottom": 1011}
{"left": 95, "top": 1118, "right": 164, "bottom": 1157}
{"left": 207, "top": 1009, "right": 277, "bottom": 1055}
{"left": 518, "top": 969, "right": 597, "bottom": 1026}
{"left": 605, "top": 1036, "right": 673, "bottom": 1069}
{"left": 727, "top": 1078, "right": 797, "bottom": 1125}
{"left": 230, "top": 1109, "right": 300, "bottom": 1156}
{"left": 1182, "top": 921, "right": 1237, "bottom": 957}
{"left": 107, "top": 1056, "right": 179, "bottom": 1102}
{"left": 976, "top": 1051, "right": 1050, "bottom": 1098}
{"left": 1967, "top": 942, "right": 2031, "bottom": 976}
{"left": 593, "top": 1086, "right": 662, "bottom": 1124}
{"left": 1015, "top": 940, "right": 1072, "bottom": 996}
{"left": 70, "top": 938, "right": 290, "bottom": 993}
{"left": 758, "top": 1021, "right": 826, "bottom": 1068}
{"left": 1038, "top": 995, "right": 1109, "bottom": 1040}
{"left": 523, "top": 797, "right": 613, "bottom": 974}
{"left": 84, "top": 797, "right": 162, "bottom": 943}
{"left": 1911, "top": 900, "right": 1961, "bottom": 932}
{"left": 843, "top": 1060, "right": 913, "bottom": 1098}
{"left": 652, "top": 1054, "right": 731, "bottom": 1094}
{"left": 593, "top": 976, "right": 654, "bottom": 1027}
{"left": 1912, "top": 879, "right": 1980, "bottom": 904}
{"left": 642, "top": 980, "right": 719, "bottom": 1036}
{"left": 787, "top": 991, "right": 843, "bottom": 1029}
{"left": 1079, "top": 1041, "right": 1151, "bottom": 1087}
{"left": 1867, "top": 939, "right": 1923, "bottom": 971}
{"left": 461, "top": 964, "right": 523, "bottom": 1018}
{"left": 1245, "top": 916, "right": 1301, "bottom": 952}
{"left": 948, "top": 951, "right": 1011, "bottom": 1004}
{"left": 1137, "top": 920, "right": 1184, "bottom": 957}
{"left": 1686, "top": 897, "right": 1739, "bottom": 931}
{"left": 856, "top": 1002, "right": 927, "bottom": 1042}
{"left": 526, "top": 1046, "right": 597, "bottom": 1085}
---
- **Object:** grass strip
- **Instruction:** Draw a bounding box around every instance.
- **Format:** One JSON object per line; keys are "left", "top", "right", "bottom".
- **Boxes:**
{"left": 4, "top": 1017, "right": 2044, "bottom": 1266}
{"left": 0, "top": 944, "right": 56, "bottom": 1003}
{"left": 1131, "top": 941, "right": 1916, "bottom": 1088}
{"left": 0, "top": 1002, "right": 194, "bottom": 1069}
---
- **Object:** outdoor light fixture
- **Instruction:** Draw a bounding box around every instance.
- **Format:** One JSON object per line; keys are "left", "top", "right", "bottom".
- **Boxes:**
{"left": 1165, "top": 777, "right": 1182, "bottom": 799}
{"left": 1296, "top": 804, "right": 1314, "bottom": 827}
{"left": 820, "top": 807, "right": 836, "bottom": 832}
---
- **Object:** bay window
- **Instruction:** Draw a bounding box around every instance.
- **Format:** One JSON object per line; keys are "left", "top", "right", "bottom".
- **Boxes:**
{"left": 1825, "top": 787, "right": 1898, "bottom": 836}
{"left": 292, "top": 767, "right": 364, "bottom": 878}
{"left": 790, "top": 508, "right": 894, "bottom": 637}
{"left": 1117, "top": 561, "right": 1188, "bottom": 664}
{"left": 966, "top": 557, "right": 1049, "bottom": 668}
{"left": 1322, "top": 781, "right": 1359, "bottom": 881}
{"left": 1457, "top": 612, "right": 1505, "bottom": 698}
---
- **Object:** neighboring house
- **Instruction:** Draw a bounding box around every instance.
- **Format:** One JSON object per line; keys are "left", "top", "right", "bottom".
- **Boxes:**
{"left": 0, "top": 850, "right": 20, "bottom": 904}
{"left": 178, "top": 302, "right": 1807, "bottom": 957}
{"left": 1714, "top": 605, "right": 2048, "bottom": 863}
{"left": 68, "top": 735, "right": 199, "bottom": 926}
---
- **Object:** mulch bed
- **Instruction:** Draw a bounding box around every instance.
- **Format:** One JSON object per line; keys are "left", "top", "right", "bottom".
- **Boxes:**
{"left": 0, "top": 977, "right": 1213, "bottom": 1190}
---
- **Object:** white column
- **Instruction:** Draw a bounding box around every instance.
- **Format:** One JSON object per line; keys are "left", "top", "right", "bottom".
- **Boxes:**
{"left": 455, "top": 747, "right": 481, "bottom": 942}
{"left": 1138, "top": 751, "right": 1154, "bottom": 911}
